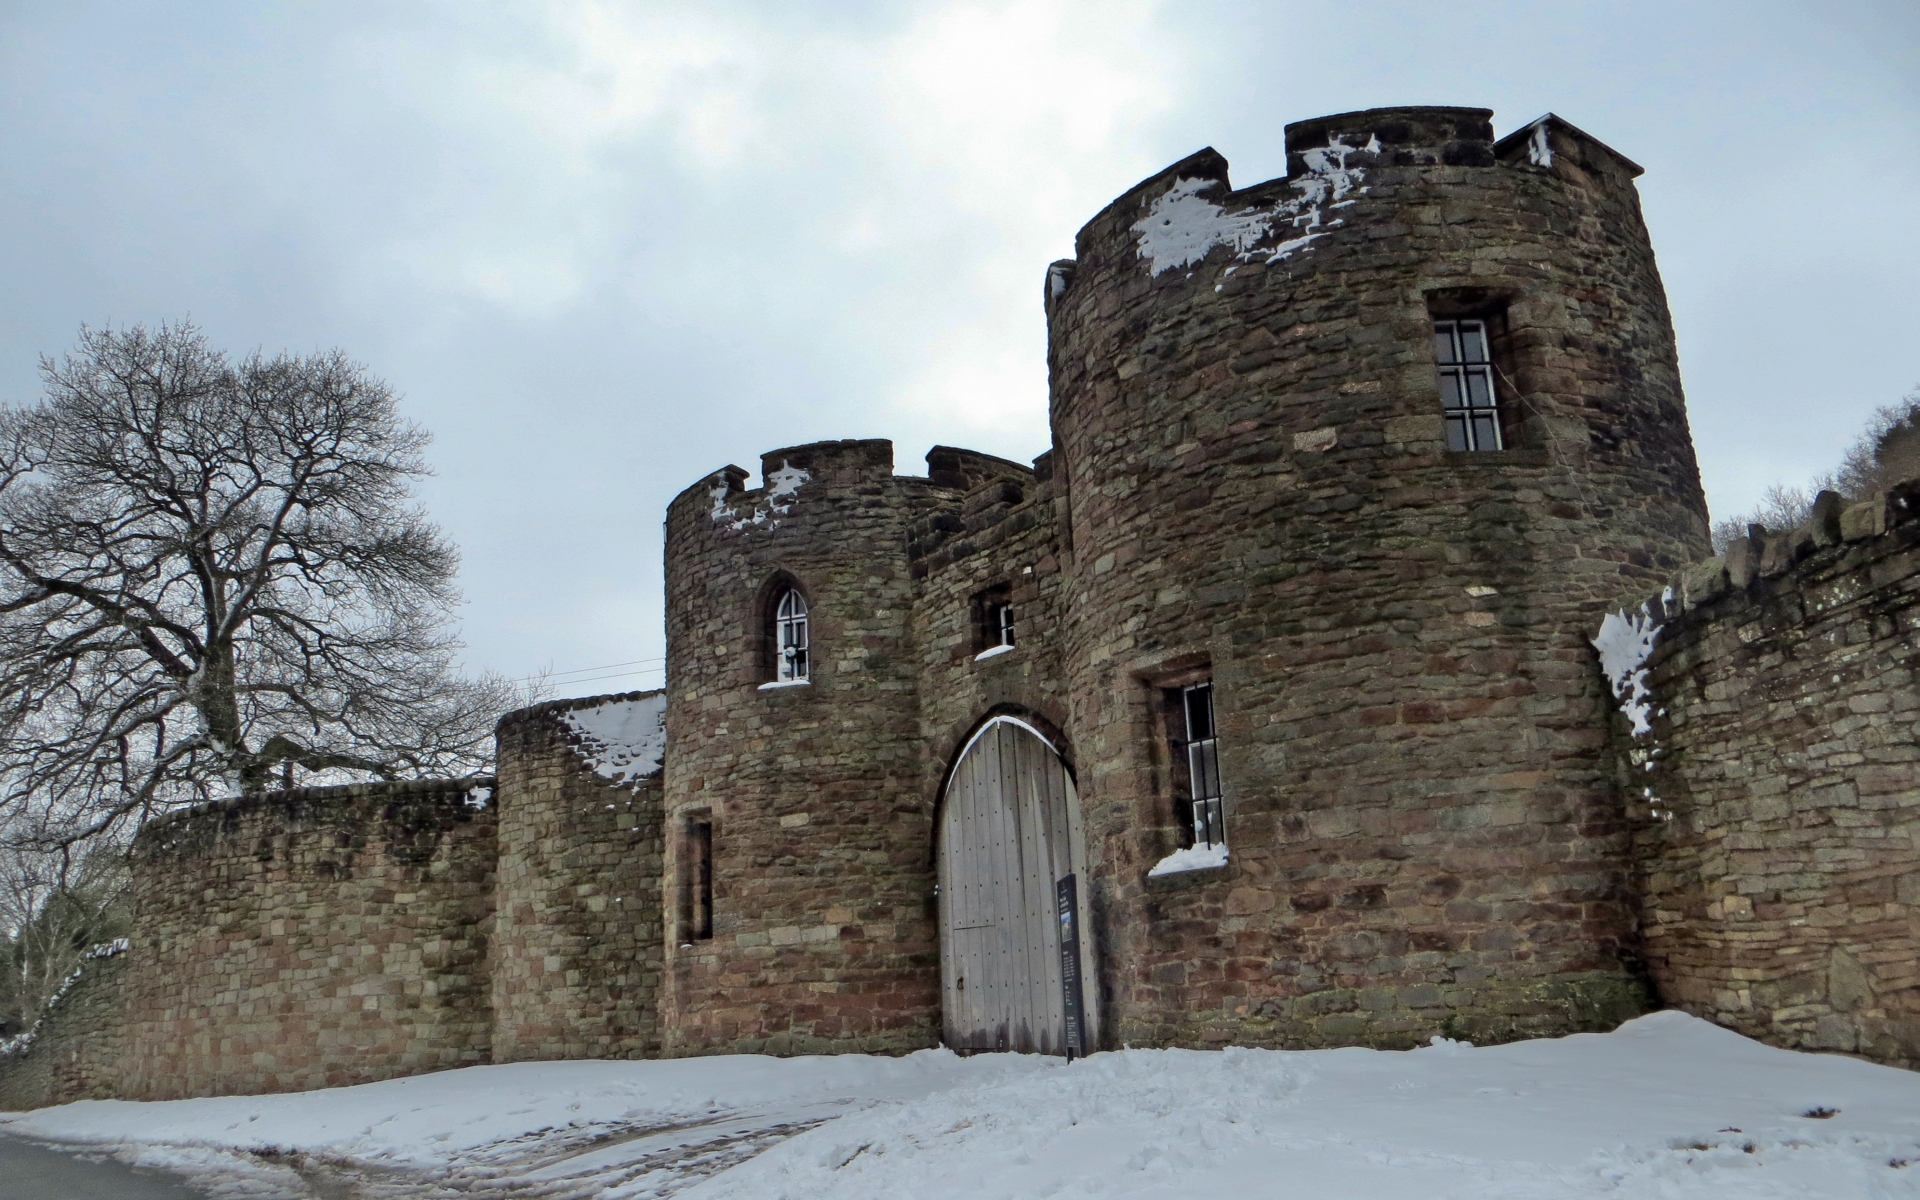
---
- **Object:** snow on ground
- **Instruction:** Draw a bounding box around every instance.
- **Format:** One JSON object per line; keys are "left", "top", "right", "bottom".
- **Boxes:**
{"left": 688, "top": 1012, "right": 1920, "bottom": 1200}
{"left": 5, "top": 1013, "right": 1919, "bottom": 1198}
{"left": 0, "top": 1052, "right": 1044, "bottom": 1198}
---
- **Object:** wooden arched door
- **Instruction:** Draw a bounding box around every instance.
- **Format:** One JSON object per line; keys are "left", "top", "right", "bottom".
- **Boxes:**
{"left": 938, "top": 716, "right": 1098, "bottom": 1055}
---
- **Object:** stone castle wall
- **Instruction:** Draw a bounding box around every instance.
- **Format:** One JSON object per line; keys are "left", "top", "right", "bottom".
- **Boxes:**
{"left": 3, "top": 699, "right": 671, "bottom": 1109}
{"left": 1618, "top": 488, "right": 1920, "bottom": 1068}
{"left": 1045, "top": 107, "right": 1709, "bottom": 1050}
{"left": 113, "top": 780, "right": 496, "bottom": 1100}
{"left": 492, "top": 694, "right": 665, "bottom": 1061}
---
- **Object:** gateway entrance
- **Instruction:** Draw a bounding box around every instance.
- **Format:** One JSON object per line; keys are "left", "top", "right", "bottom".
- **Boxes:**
{"left": 937, "top": 716, "right": 1097, "bottom": 1055}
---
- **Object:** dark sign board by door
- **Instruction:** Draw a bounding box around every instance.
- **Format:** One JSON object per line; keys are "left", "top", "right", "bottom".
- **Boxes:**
{"left": 1056, "top": 873, "right": 1086, "bottom": 1060}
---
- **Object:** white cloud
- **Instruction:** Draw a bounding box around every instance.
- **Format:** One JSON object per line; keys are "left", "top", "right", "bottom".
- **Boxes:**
{"left": 306, "top": 1, "right": 1191, "bottom": 443}
{"left": 9, "top": 0, "right": 1915, "bottom": 680}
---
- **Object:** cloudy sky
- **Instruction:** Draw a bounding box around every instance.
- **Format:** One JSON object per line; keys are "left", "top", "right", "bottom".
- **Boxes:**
{"left": 3, "top": 1, "right": 1915, "bottom": 700}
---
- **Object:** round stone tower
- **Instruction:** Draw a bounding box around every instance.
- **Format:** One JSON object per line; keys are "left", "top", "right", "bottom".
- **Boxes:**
{"left": 1046, "top": 107, "right": 1709, "bottom": 1048}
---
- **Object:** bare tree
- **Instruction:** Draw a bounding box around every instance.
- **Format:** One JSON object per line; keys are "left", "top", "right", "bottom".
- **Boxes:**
{"left": 1711, "top": 386, "right": 1920, "bottom": 552}
{"left": 1709, "top": 482, "right": 1827, "bottom": 554}
{"left": 0, "top": 840, "right": 129, "bottom": 1039}
{"left": 0, "top": 322, "right": 510, "bottom": 851}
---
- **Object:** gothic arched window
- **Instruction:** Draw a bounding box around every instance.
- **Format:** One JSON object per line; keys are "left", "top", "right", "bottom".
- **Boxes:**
{"left": 774, "top": 588, "right": 810, "bottom": 683}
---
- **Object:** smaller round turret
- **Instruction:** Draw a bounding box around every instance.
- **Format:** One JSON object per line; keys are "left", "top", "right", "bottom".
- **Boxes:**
{"left": 660, "top": 439, "right": 943, "bottom": 1055}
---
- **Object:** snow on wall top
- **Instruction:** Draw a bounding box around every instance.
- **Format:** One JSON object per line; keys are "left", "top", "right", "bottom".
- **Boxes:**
{"left": 1132, "top": 133, "right": 1380, "bottom": 278}
{"left": 0, "top": 938, "right": 127, "bottom": 1058}
{"left": 710, "top": 460, "right": 811, "bottom": 534}
{"left": 560, "top": 693, "right": 667, "bottom": 787}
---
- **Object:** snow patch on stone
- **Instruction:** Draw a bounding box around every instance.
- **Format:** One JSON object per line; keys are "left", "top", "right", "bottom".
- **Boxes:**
{"left": 711, "top": 460, "right": 812, "bottom": 534}
{"left": 1133, "top": 134, "right": 1379, "bottom": 278}
{"left": 561, "top": 694, "right": 667, "bottom": 787}
{"left": 1528, "top": 119, "right": 1554, "bottom": 167}
{"left": 1147, "top": 843, "right": 1229, "bottom": 877}
{"left": 0, "top": 940, "right": 127, "bottom": 1058}
{"left": 1132, "top": 178, "right": 1277, "bottom": 276}
{"left": 1593, "top": 603, "right": 1663, "bottom": 737}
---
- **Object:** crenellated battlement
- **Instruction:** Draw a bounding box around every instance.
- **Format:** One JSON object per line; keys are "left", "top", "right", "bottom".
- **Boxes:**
{"left": 925, "top": 444, "right": 1030, "bottom": 492}
{"left": 1053, "top": 105, "right": 1655, "bottom": 339}
{"left": 1282, "top": 105, "right": 1494, "bottom": 172}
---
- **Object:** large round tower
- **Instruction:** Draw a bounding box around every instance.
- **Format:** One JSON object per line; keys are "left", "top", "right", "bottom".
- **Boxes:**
{"left": 1047, "top": 107, "right": 1709, "bottom": 1047}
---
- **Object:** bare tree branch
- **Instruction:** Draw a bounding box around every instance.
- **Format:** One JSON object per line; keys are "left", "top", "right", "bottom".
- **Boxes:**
{"left": 1710, "top": 385, "right": 1920, "bottom": 553}
{"left": 0, "top": 838, "right": 131, "bottom": 1039}
{"left": 0, "top": 322, "right": 511, "bottom": 851}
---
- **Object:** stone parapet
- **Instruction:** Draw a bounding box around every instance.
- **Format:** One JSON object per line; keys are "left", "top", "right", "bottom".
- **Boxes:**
{"left": 1605, "top": 487, "right": 1920, "bottom": 1068}
{"left": 116, "top": 779, "right": 496, "bottom": 1099}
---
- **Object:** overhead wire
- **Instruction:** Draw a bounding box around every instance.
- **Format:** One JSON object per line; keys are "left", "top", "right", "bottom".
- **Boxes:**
{"left": 541, "top": 666, "right": 665, "bottom": 689}
{"left": 504, "top": 656, "right": 663, "bottom": 684}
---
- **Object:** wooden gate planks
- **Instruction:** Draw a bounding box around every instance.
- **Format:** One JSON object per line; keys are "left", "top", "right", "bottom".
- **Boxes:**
{"left": 937, "top": 718, "right": 1095, "bottom": 1055}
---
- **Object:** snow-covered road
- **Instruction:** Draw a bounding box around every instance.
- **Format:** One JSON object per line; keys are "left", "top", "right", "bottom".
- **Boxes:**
{"left": 4, "top": 1012, "right": 1917, "bottom": 1198}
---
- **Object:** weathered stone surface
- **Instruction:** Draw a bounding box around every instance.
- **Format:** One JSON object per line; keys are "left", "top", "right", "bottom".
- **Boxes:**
{"left": 1842, "top": 498, "right": 1887, "bottom": 542}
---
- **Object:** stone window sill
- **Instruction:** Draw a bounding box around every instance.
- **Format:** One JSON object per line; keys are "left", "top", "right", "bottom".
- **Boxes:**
{"left": 1144, "top": 860, "right": 1235, "bottom": 892}
{"left": 974, "top": 644, "right": 1017, "bottom": 663}
{"left": 1144, "top": 846, "right": 1235, "bottom": 892}
{"left": 757, "top": 679, "right": 811, "bottom": 691}
{"left": 1442, "top": 447, "right": 1552, "bottom": 468}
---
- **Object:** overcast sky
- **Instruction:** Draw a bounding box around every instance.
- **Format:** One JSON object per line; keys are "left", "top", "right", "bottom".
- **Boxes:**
{"left": 3, "top": 1, "right": 1916, "bottom": 700}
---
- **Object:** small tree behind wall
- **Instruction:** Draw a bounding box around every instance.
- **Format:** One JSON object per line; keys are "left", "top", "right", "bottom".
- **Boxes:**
{"left": 0, "top": 322, "right": 510, "bottom": 851}
{"left": 1711, "top": 387, "right": 1920, "bottom": 552}
{"left": 0, "top": 842, "right": 129, "bottom": 1039}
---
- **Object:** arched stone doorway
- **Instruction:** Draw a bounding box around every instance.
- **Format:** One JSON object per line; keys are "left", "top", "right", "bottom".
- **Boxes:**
{"left": 937, "top": 715, "right": 1099, "bottom": 1055}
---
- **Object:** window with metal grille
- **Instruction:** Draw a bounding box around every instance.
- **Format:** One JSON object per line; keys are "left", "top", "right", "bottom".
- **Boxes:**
{"left": 775, "top": 588, "right": 809, "bottom": 682}
{"left": 1179, "top": 682, "right": 1225, "bottom": 849}
{"left": 994, "top": 601, "right": 1015, "bottom": 649}
{"left": 1434, "top": 318, "right": 1504, "bottom": 452}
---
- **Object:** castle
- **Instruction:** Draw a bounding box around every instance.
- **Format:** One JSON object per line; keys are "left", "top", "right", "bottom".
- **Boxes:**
{"left": 7, "top": 105, "right": 1918, "bottom": 1108}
